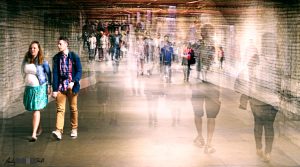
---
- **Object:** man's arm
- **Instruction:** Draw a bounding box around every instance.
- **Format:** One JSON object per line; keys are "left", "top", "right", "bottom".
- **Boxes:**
{"left": 73, "top": 54, "right": 82, "bottom": 83}
{"left": 52, "top": 55, "right": 59, "bottom": 92}
{"left": 52, "top": 55, "right": 59, "bottom": 98}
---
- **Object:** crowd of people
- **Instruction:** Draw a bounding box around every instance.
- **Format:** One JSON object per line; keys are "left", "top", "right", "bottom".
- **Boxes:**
{"left": 81, "top": 20, "right": 225, "bottom": 82}
{"left": 130, "top": 32, "right": 225, "bottom": 83}
{"left": 82, "top": 21, "right": 129, "bottom": 64}
{"left": 21, "top": 20, "right": 277, "bottom": 163}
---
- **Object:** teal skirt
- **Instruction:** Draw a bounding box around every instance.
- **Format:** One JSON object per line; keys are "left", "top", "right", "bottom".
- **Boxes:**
{"left": 23, "top": 84, "right": 48, "bottom": 111}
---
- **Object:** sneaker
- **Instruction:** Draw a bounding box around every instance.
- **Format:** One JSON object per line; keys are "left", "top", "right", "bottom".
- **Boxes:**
{"left": 70, "top": 129, "right": 78, "bottom": 138}
{"left": 52, "top": 130, "right": 62, "bottom": 140}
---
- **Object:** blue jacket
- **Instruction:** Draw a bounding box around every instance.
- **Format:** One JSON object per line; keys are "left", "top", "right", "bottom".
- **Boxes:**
{"left": 36, "top": 61, "right": 52, "bottom": 85}
{"left": 52, "top": 51, "right": 82, "bottom": 93}
{"left": 160, "top": 44, "right": 173, "bottom": 65}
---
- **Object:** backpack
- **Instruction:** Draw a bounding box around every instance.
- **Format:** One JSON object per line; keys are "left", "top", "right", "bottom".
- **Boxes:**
{"left": 190, "top": 50, "right": 196, "bottom": 65}
{"left": 186, "top": 48, "right": 196, "bottom": 65}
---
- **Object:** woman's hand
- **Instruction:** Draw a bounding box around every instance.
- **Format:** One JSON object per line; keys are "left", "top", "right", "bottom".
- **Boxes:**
{"left": 47, "top": 85, "right": 52, "bottom": 95}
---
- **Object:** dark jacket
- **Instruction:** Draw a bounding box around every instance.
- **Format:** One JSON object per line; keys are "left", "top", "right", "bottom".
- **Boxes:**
{"left": 160, "top": 44, "right": 173, "bottom": 65}
{"left": 182, "top": 48, "right": 195, "bottom": 66}
{"left": 52, "top": 51, "right": 82, "bottom": 93}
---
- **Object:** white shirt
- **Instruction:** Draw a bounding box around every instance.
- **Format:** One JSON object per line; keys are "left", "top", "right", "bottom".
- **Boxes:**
{"left": 89, "top": 36, "right": 97, "bottom": 49}
{"left": 100, "top": 35, "right": 108, "bottom": 49}
{"left": 24, "top": 63, "right": 39, "bottom": 86}
{"left": 135, "top": 40, "right": 145, "bottom": 59}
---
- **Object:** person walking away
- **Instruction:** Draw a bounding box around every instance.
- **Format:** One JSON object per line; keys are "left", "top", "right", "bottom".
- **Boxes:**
{"left": 218, "top": 46, "right": 225, "bottom": 69}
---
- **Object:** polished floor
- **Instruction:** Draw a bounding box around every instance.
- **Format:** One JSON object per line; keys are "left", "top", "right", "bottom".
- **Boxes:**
{"left": 1, "top": 56, "right": 300, "bottom": 167}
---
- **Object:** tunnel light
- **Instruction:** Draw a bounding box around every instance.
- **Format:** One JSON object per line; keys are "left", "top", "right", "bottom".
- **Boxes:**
{"left": 187, "top": 0, "right": 201, "bottom": 4}
{"left": 123, "top": 9, "right": 134, "bottom": 14}
{"left": 213, "top": 33, "right": 221, "bottom": 45}
{"left": 159, "top": 5, "right": 169, "bottom": 7}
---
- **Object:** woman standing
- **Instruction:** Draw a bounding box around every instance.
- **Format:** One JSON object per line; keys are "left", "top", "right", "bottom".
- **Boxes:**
{"left": 135, "top": 34, "right": 145, "bottom": 76}
{"left": 218, "top": 46, "right": 225, "bottom": 69}
{"left": 181, "top": 43, "right": 195, "bottom": 82}
{"left": 22, "top": 41, "right": 51, "bottom": 142}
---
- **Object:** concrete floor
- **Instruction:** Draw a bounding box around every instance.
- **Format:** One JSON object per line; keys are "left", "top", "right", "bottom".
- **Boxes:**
{"left": 1, "top": 58, "right": 300, "bottom": 167}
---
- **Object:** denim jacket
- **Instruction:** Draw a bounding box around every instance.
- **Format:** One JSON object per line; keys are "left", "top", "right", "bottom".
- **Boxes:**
{"left": 36, "top": 61, "right": 52, "bottom": 85}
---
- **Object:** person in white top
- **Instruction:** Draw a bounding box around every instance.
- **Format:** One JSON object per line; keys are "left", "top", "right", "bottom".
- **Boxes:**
{"left": 21, "top": 41, "right": 52, "bottom": 142}
{"left": 135, "top": 34, "right": 145, "bottom": 75}
{"left": 96, "top": 30, "right": 109, "bottom": 61}
{"left": 88, "top": 33, "right": 97, "bottom": 62}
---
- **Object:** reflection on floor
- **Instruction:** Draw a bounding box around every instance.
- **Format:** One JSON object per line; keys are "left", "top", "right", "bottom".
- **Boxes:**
{"left": 1, "top": 57, "right": 300, "bottom": 167}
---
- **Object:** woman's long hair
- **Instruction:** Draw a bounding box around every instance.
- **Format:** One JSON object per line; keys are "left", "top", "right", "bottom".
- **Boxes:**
{"left": 24, "top": 41, "right": 44, "bottom": 65}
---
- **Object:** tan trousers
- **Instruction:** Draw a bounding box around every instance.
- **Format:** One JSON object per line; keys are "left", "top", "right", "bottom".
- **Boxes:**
{"left": 56, "top": 90, "right": 78, "bottom": 133}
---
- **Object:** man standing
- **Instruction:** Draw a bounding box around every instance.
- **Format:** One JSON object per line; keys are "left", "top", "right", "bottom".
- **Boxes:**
{"left": 96, "top": 30, "right": 109, "bottom": 61}
{"left": 109, "top": 30, "right": 122, "bottom": 73}
{"left": 88, "top": 33, "right": 97, "bottom": 62}
{"left": 160, "top": 35, "right": 173, "bottom": 83}
{"left": 182, "top": 43, "right": 195, "bottom": 82}
{"left": 52, "top": 36, "right": 82, "bottom": 140}
{"left": 110, "top": 29, "right": 122, "bottom": 61}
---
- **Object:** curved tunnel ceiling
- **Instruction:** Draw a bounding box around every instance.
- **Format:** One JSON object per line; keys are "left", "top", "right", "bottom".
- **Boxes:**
{"left": 77, "top": 0, "right": 256, "bottom": 19}
{"left": 29, "top": 0, "right": 281, "bottom": 21}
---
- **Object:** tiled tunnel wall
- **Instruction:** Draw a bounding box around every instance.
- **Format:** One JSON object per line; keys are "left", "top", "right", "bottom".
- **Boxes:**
{"left": 0, "top": 0, "right": 299, "bottom": 142}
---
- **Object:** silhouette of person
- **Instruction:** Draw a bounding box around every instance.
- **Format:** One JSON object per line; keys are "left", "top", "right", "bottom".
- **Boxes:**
{"left": 96, "top": 82, "right": 109, "bottom": 121}
{"left": 191, "top": 82, "right": 221, "bottom": 153}
{"left": 144, "top": 82, "right": 162, "bottom": 127}
{"left": 239, "top": 94, "right": 278, "bottom": 162}
{"left": 165, "top": 84, "right": 189, "bottom": 127}
{"left": 236, "top": 34, "right": 279, "bottom": 162}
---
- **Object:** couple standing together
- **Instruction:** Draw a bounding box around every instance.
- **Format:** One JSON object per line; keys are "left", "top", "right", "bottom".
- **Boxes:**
{"left": 22, "top": 36, "right": 82, "bottom": 142}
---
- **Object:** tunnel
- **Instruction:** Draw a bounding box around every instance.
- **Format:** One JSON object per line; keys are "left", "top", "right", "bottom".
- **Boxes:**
{"left": 0, "top": 0, "right": 300, "bottom": 166}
